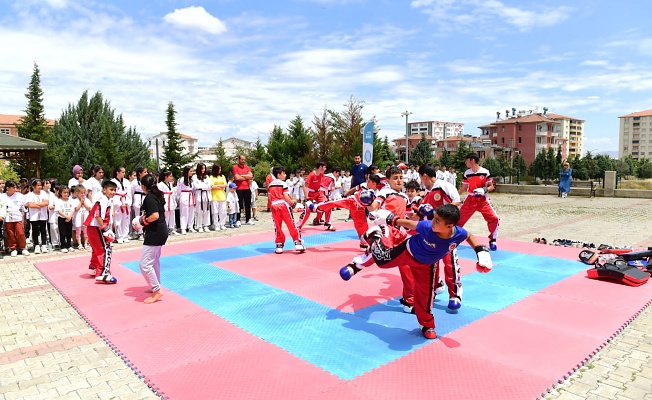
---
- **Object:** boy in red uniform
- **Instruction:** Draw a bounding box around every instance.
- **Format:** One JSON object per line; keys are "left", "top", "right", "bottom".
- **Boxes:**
{"left": 84, "top": 180, "right": 118, "bottom": 284}
{"left": 457, "top": 153, "right": 500, "bottom": 251}
{"left": 298, "top": 162, "right": 331, "bottom": 230}
{"left": 340, "top": 204, "right": 492, "bottom": 339}
{"left": 268, "top": 166, "right": 306, "bottom": 254}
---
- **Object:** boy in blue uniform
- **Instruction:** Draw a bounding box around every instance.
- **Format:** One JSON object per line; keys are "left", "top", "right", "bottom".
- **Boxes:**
{"left": 339, "top": 204, "right": 492, "bottom": 339}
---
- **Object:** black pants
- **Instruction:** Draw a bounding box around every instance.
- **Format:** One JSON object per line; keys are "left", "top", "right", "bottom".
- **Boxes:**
{"left": 58, "top": 217, "right": 72, "bottom": 249}
{"left": 236, "top": 189, "right": 252, "bottom": 223}
{"left": 30, "top": 220, "right": 48, "bottom": 247}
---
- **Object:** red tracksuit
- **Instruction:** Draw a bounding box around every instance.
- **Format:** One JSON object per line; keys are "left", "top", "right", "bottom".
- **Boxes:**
{"left": 457, "top": 166, "right": 499, "bottom": 241}
{"left": 298, "top": 171, "right": 331, "bottom": 229}
{"left": 83, "top": 197, "right": 113, "bottom": 278}
{"left": 420, "top": 180, "right": 462, "bottom": 299}
{"left": 268, "top": 178, "right": 301, "bottom": 245}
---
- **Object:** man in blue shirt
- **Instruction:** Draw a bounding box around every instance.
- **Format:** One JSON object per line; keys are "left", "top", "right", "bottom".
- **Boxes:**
{"left": 350, "top": 154, "right": 368, "bottom": 188}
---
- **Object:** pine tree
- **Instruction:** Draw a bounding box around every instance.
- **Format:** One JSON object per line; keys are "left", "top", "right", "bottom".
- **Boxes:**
{"left": 440, "top": 149, "right": 451, "bottom": 168}
{"left": 161, "top": 102, "right": 197, "bottom": 179}
{"left": 213, "top": 138, "right": 231, "bottom": 169}
{"left": 15, "top": 63, "right": 51, "bottom": 177}
{"left": 286, "top": 115, "right": 312, "bottom": 172}
{"left": 311, "top": 107, "right": 332, "bottom": 165}
{"left": 410, "top": 133, "right": 432, "bottom": 167}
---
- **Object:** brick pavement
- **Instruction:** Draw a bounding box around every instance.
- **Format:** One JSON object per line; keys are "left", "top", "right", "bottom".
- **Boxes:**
{"left": 0, "top": 194, "right": 651, "bottom": 399}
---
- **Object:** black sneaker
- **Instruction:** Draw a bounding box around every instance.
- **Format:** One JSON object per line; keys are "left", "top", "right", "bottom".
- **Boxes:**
{"left": 399, "top": 297, "right": 415, "bottom": 314}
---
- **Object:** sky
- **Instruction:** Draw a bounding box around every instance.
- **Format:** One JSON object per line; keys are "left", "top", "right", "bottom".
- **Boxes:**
{"left": 1, "top": 0, "right": 652, "bottom": 155}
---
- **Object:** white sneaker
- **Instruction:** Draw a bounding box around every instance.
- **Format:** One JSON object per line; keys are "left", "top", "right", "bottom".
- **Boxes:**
{"left": 70, "top": 247, "right": 76, "bottom": 252}
{"left": 22, "top": 249, "right": 30, "bottom": 256}
{"left": 123, "top": 238, "right": 130, "bottom": 243}
{"left": 246, "top": 220, "right": 255, "bottom": 226}
{"left": 172, "top": 230, "right": 179, "bottom": 235}
{"left": 10, "top": 250, "right": 17, "bottom": 257}
{"left": 197, "top": 227, "right": 204, "bottom": 233}
{"left": 116, "top": 238, "right": 124, "bottom": 244}
{"left": 61, "top": 248, "right": 68, "bottom": 253}
{"left": 235, "top": 221, "right": 241, "bottom": 228}
{"left": 189, "top": 228, "right": 197, "bottom": 233}
{"left": 34, "top": 246, "right": 41, "bottom": 254}
{"left": 41, "top": 245, "right": 49, "bottom": 253}
{"left": 181, "top": 229, "right": 187, "bottom": 235}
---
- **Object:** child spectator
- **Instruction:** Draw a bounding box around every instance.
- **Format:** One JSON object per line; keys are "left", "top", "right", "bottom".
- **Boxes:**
{"left": 250, "top": 178, "right": 259, "bottom": 221}
{"left": 3, "top": 180, "right": 29, "bottom": 256}
{"left": 209, "top": 165, "right": 227, "bottom": 230}
{"left": 73, "top": 185, "right": 91, "bottom": 250}
{"left": 226, "top": 182, "right": 239, "bottom": 228}
{"left": 84, "top": 180, "right": 117, "bottom": 284}
{"left": 158, "top": 171, "right": 178, "bottom": 235}
{"left": 132, "top": 174, "right": 168, "bottom": 304}
{"left": 25, "top": 179, "right": 50, "bottom": 254}
{"left": 131, "top": 167, "right": 148, "bottom": 239}
{"left": 56, "top": 186, "right": 75, "bottom": 253}
{"left": 268, "top": 166, "right": 305, "bottom": 254}
{"left": 48, "top": 182, "right": 61, "bottom": 251}
{"left": 177, "top": 166, "right": 196, "bottom": 234}
{"left": 112, "top": 166, "right": 132, "bottom": 243}
{"left": 194, "top": 163, "right": 211, "bottom": 232}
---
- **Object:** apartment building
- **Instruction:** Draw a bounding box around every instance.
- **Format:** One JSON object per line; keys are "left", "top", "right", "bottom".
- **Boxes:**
{"left": 547, "top": 113, "right": 585, "bottom": 157}
{"left": 407, "top": 120, "right": 464, "bottom": 141}
{"left": 619, "top": 109, "right": 652, "bottom": 160}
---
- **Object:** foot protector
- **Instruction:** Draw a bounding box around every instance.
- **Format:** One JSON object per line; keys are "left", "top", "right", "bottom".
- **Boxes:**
{"left": 421, "top": 326, "right": 437, "bottom": 339}
{"left": 434, "top": 280, "right": 445, "bottom": 295}
{"left": 95, "top": 274, "right": 117, "bottom": 284}
{"left": 294, "top": 240, "right": 305, "bottom": 253}
{"left": 489, "top": 240, "right": 497, "bottom": 251}
{"left": 399, "top": 297, "right": 415, "bottom": 314}
{"left": 448, "top": 297, "right": 461, "bottom": 310}
{"left": 339, "top": 262, "right": 361, "bottom": 281}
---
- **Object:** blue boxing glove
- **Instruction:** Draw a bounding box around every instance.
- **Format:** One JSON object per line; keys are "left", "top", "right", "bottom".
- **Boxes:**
{"left": 416, "top": 203, "right": 434, "bottom": 219}
{"left": 358, "top": 190, "right": 376, "bottom": 206}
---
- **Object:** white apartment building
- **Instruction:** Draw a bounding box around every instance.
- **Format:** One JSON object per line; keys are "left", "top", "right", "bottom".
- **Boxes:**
{"left": 407, "top": 120, "right": 464, "bottom": 141}
{"left": 547, "top": 113, "right": 585, "bottom": 158}
{"left": 147, "top": 132, "right": 198, "bottom": 167}
{"left": 619, "top": 109, "right": 652, "bottom": 160}
{"left": 220, "top": 137, "right": 255, "bottom": 158}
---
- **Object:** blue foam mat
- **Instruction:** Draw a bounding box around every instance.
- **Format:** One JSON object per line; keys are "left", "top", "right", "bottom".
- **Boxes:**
{"left": 122, "top": 230, "right": 585, "bottom": 379}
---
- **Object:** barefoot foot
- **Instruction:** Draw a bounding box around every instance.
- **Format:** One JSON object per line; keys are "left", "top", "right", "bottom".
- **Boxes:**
{"left": 144, "top": 291, "right": 163, "bottom": 304}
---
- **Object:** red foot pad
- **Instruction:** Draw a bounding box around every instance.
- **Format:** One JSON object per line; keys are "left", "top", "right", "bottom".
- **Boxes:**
{"left": 586, "top": 264, "right": 650, "bottom": 287}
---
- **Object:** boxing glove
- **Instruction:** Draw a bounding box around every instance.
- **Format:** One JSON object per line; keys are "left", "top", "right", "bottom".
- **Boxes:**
{"left": 101, "top": 225, "right": 116, "bottom": 243}
{"left": 416, "top": 203, "right": 434, "bottom": 219}
{"left": 475, "top": 245, "right": 493, "bottom": 273}
{"left": 473, "top": 187, "right": 486, "bottom": 197}
{"left": 358, "top": 190, "right": 376, "bottom": 206}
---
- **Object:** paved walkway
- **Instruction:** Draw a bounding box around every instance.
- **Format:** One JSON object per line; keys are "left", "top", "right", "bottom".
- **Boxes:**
{"left": 1, "top": 194, "right": 651, "bottom": 399}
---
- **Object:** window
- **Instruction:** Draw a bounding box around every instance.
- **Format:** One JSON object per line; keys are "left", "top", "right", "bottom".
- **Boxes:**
{"left": 501, "top": 137, "right": 504, "bottom": 144}
{"left": 518, "top": 137, "right": 522, "bottom": 144}
{"left": 518, "top": 125, "right": 522, "bottom": 131}
{"left": 0, "top": 128, "right": 9, "bottom": 135}
{"left": 501, "top": 126, "right": 505, "bottom": 132}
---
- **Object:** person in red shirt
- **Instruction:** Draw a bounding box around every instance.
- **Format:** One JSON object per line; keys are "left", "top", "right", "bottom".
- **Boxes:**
{"left": 265, "top": 168, "right": 274, "bottom": 212}
{"left": 268, "top": 166, "right": 306, "bottom": 254}
{"left": 298, "top": 161, "right": 331, "bottom": 230}
{"left": 457, "top": 153, "right": 500, "bottom": 251}
{"left": 231, "top": 154, "right": 255, "bottom": 225}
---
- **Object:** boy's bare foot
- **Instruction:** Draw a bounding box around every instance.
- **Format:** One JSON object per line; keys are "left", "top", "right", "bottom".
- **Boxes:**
{"left": 144, "top": 291, "right": 163, "bottom": 304}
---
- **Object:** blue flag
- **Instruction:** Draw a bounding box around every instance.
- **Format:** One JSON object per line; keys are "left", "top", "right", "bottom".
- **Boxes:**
{"left": 362, "top": 121, "right": 374, "bottom": 165}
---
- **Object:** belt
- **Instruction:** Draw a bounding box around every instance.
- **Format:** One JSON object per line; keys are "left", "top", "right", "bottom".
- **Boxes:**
{"left": 162, "top": 191, "right": 173, "bottom": 211}
{"left": 196, "top": 189, "right": 209, "bottom": 210}
{"left": 271, "top": 199, "right": 287, "bottom": 206}
{"left": 182, "top": 190, "right": 195, "bottom": 205}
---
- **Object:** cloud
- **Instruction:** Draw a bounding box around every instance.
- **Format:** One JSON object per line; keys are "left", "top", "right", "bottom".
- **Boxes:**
{"left": 411, "top": 0, "right": 571, "bottom": 32}
{"left": 163, "top": 6, "right": 227, "bottom": 35}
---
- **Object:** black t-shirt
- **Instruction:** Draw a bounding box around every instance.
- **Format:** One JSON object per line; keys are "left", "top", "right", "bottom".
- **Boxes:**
{"left": 142, "top": 194, "right": 168, "bottom": 246}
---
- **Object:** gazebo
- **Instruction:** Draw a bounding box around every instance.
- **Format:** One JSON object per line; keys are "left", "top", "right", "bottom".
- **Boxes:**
{"left": 0, "top": 135, "right": 48, "bottom": 179}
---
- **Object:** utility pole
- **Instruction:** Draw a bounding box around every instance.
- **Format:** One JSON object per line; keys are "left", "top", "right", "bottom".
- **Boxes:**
{"left": 401, "top": 110, "right": 412, "bottom": 164}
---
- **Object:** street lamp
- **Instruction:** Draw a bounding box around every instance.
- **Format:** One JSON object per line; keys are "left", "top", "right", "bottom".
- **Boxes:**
{"left": 401, "top": 110, "right": 412, "bottom": 164}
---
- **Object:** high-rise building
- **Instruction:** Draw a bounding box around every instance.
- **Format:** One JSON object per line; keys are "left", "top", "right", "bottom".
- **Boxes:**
{"left": 407, "top": 120, "right": 464, "bottom": 140}
{"left": 618, "top": 109, "right": 652, "bottom": 160}
{"left": 547, "top": 113, "right": 585, "bottom": 157}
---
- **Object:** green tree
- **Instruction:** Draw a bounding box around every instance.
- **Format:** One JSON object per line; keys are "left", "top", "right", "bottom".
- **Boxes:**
{"left": 311, "top": 106, "right": 333, "bottom": 165}
{"left": 497, "top": 153, "right": 515, "bottom": 183}
{"left": 213, "top": 138, "right": 231, "bottom": 169}
{"left": 594, "top": 154, "right": 614, "bottom": 181}
{"left": 513, "top": 154, "right": 527, "bottom": 175}
{"left": 544, "top": 146, "right": 557, "bottom": 182}
{"left": 286, "top": 115, "right": 312, "bottom": 172}
{"left": 440, "top": 148, "right": 451, "bottom": 168}
{"left": 249, "top": 136, "right": 268, "bottom": 167}
{"left": 451, "top": 139, "right": 471, "bottom": 171}
{"left": 42, "top": 90, "right": 150, "bottom": 181}
{"left": 266, "top": 125, "right": 289, "bottom": 166}
{"left": 327, "top": 96, "right": 364, "bottom": 168}
{"left": 410, "top": 133, "right": 432, "bottom": 167}
{"left": 529, "top": 149, "right": 547, "bottom": 182}
{"left": 483, "top": 157, "right": 502, "bottom": 182}
{"left": 636, "top": 158, "right": 652, "bottom": 179}
{"left": 556, "top": 145, "right": 563, "bottom": 166}
{"left": 373, "top": 135, "right": 395, "bottom": 169}
{"left": 161, "top": 102, "right": 197, "bottom": 179}
{"left": 15, "top": 63, "right": 51, "bottom": 177}
{"left": 582, "top": 151, "right": 600, "bottom": 181}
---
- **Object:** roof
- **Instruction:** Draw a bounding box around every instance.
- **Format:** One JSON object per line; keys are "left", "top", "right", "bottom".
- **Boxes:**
{"left": 154, "top": 132, "right": 198, "bottom": 141}
{"left": 619, "top": 109, "right": 652, "bottom": 118}
{"left": 393, "top": 134, "right": 437, "bottom": 142}
{"left": 0, "top": 114, "right": 55, "bottom": 126}
{"left": 0, "top": 134, "right": 47, "bottom": 150}
{"left": 547, "top": 113, "right": 584, "bottom": 122}
{"left": 485, "top": 113, "right": 560, "bottom": 126}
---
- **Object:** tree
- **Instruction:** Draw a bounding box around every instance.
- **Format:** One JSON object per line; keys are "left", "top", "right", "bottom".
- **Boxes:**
{"left": 497, "top": 153, "right": 515, "bottom": 183}
{"left": 213, "top": 138, "right": 231, "bottom": 169}
{"left": 451, "top": 139, "right": 471, "bottom": 171}
{"left": 14, "top": 63, "right": 51, "bottom": 177}
{"left": 594, "top": 154, "right": 614, "bottom": 181}
{"left": 410, "top": 133, "right": 432, "bottom": 167}
{"left": 373, "top": 136, "right": 395, "bottom": 169}
{"left": 285, "top": 115, "right": 312, "bottom": 172}
{"left": 483, "top": 157, "right": 502, "bottom": 182}
{"left": 42, "top": 90, "right": 150, "bottom": 181}
{"left": 512, "top": 154, "right": 527, "bottom": 175}
{"left": 637, "top": 158, "right": 652, "bottom": 179}
{"left": 556, "top": 145, "right": 563, "bottom": 166}
{"left": 440, "top": 148, "right": 452, "bottom": 168}
{"left": 528, "top": 149, "right": 547, "bottom": 182}
{"left": 266, "top": 125, "right": 289, "bottom": 166}
{"left": 249, "top": 136, "right": 268, "bottom": 167}
{"left": 312, "top": 106, "right": 333, "bottom": 164}
{"left": 161, "top": 102, "right": 197, "bottom": 179}
{"left": 327, "top": 96, "right": 364, "bottom": 169}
